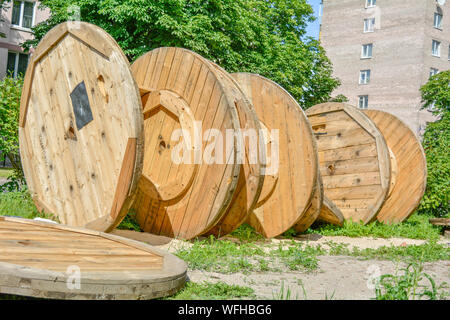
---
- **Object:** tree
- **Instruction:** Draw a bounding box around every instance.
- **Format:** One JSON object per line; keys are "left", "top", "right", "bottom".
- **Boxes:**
{"left": 0, "top": 75, "right": 26, "bottom": 191}
{"left": 23, "top": 0, "right": 340, "bottom": 109}
{"left": 418, "top": 70, "right": 450, "bottom": 217}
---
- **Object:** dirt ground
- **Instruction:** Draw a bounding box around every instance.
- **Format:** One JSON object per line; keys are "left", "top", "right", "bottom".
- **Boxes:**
{"left": 112, "top": 230, "right": 450, "bottom": 300}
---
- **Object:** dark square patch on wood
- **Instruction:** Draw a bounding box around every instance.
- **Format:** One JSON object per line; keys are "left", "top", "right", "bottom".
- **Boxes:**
{"left": 70, "top": 81, "right": 93, "bottom": 130}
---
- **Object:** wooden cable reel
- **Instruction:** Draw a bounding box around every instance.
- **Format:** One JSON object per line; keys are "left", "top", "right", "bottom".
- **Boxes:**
{"left": 232, "top": 73, "right": 320, "bottom": 238}
{"left": 19, "top": 22, "right": 144, "bottom": 232}
{"left": 0, "top": 217, "right": 187, "bottom": 300}
{"left": 363, "top": 110, "right": 427, "bottom": 223}
{"left": 306, "top": 103, "right": 391, "bottom": 224}
{"left": 130, "top": 47, "right": 263, "bottom": 239}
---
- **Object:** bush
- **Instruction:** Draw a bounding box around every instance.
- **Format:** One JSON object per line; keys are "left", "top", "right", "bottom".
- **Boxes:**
{"left": 0, "top": 74, "right": 25, "bottom": 191}
{"left": 418, "top": 71, "right": 450, "bottom": 217}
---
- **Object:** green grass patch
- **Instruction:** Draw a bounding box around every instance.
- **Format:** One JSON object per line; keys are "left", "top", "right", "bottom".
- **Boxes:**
{"left": 0, "top": 168, "right": 13, "bottom": 178}
{"left": 166, "top": 281, "right": 255, "bottom": 300}
{"left": 0, "top": 191, "right": 57, "bottom": 221}
{"left": 308, "top": 213, "right": 442, "bottom": 240}
{"left": 325, "top": 240, "right": 450, "bottom": 262}
{"left": 374, "top": 261, "right": 448, "bottom": 300}
{"left": 116, "top": 210, "right": 142, "bottom": 232}
{"left": 176, "top": 236, "right": 323, "bottom": 273}
{"left": 229, "top": 223, "right": 265, "bottom": 242}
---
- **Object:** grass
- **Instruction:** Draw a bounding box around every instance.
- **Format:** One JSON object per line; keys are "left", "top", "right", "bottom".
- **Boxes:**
{"left": 166, "top": 281, "right": 255, "bottom": 300}
{"left": 0, "top": 168, "right": 13, "bottom": 178}
{"left": 325, "top": 240, "right": 450, "bottom": 262}
{"left": 374, "top": 261, "right": 448, "bottom": 300}
{"left": 308, "top": 213, "right": 443, "bottom": 240}
{"left": 116, "top": 210, "right": 142, "bottom": 232}
{"left": 176, "top": 235, "right": 449, "bottom": 275}
{"left": 0, "top": 190, "right": 57, "bottom": 221}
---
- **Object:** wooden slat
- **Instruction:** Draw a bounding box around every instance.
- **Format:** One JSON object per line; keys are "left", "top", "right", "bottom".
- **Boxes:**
{"left": 306, "top": 103, "right": 391, "bottom": 224}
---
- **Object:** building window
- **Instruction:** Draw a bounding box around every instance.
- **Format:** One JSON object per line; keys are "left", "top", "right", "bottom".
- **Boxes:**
{"left": 364, "top": 18, "right": 375, "bottom": 32}
{"left": 361, "top": 44, "right": 373, "bottom": 58}
{"left": 11, "top": 1, "right": 35, "bottom": 29}
{"left": 429, "top": 68, "right": 439, "bottom": 78}
{"left": 448, "top": 45, "right": 450, "bottom": 60}
{"left": 434, "top": 12, "right": 443, "bottom": 29}
{"left": 366, "top": 0, "right": 376, "bottom": 8}
{"left": 6, "top": 52, "right": 29, "bottom": 78}
{"left": 432, "top": 40, "right": 441, "bottom": 57}
{"left": 359, "top": 70, "right": 371, "bottom": 84}
{"left": 358, "top": 95, "right": 369, "bottom": 109}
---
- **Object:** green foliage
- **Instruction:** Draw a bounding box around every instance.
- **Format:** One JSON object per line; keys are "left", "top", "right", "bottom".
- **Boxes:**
{"left": 166, "top": 281, "right": 255, "bottom": 300}
{"left": 0, "top": 75, "right": 25, "bottom": 191}
{"left": 116, "top": 210, "right": 142, "bottom": 232}
{"left": 326, "top": 240, "right": 450, "bottom": 262}
{"left": 25, "top": 0, "right": 340, "bottom": 109}
{"left": 419, "top": 71, "right": 450, "bottom": 217}
{"left": 420, "top": 71, "right": 449, "bottom": 117}
{"left": 229, "top": 223, "right": 264, "bottom": 242}
{"left": 374, "top": 261, "right": 446, "bottom": 300}
{"left": 309, "top": 213, "right": 442, "bottom": 240}
{"left": 0, "top": 190, "right": 57, "bottom": 221}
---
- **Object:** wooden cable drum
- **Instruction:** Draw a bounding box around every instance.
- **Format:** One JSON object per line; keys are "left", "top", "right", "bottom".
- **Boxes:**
{"left": 293, "top": 174, "right": 324, "bottom": 233}
{"left": 131, "top": 47, "right": 246, "bottom": 239}
{"left": 363, "top": 110, "right": 427, "bottom": 223}
{"left": 0, "top": 217, "right": 187, "bottom": 300}
{"left": 19, "top": 22, "right": 144, "bottom": 232}
{"left": 201, "top": 62, "right": 264, "bottom": 237}
{"left": 306, "top": 103, "right": 391, "bottom": 224}
{"left": 232, "top": 73, "right": 320, "bottom": 238}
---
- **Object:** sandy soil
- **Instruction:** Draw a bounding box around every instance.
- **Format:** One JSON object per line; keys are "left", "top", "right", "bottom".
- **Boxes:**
{"left": 112, "top": 230, "right": 450, "bottom": 300}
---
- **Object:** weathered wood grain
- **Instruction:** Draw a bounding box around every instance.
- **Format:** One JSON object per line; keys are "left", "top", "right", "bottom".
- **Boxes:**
{"left": 0, "top": 217, "right": 187, "bottom": 300}
{"left": 19, "top": 22, "right": 144, "bottom": 231}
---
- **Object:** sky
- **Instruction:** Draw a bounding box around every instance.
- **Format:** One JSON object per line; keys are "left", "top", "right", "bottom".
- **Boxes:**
{"left": 305, "top": 0, "right": 322, "bottom": 40}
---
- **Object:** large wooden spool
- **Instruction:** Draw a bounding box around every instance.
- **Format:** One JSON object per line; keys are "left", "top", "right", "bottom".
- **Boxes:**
{"left": 201, "top": 62, "right": 264, "bottom": 237}
{"left": 0, "top": 217, "right": 187, "bottom": 300}
{"left": 19, "top": 22, "right": 144, "bottom": 232}
{"left": 364, "top": 110, "right": 427, "bottom": 223}
{"left": 131, "top": 47, "right": 254, "bottom": 239}
{"left": 232, "top": 73, "right": 320, "bottom": 238}
{"left": 306, "top": 103, "right": 391, "bottom": 224}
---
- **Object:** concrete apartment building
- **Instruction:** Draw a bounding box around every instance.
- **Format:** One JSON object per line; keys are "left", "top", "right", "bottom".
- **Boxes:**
{"left": 0, "top": 1, "right": 49, "bottom": 79}
{"left": 321, "top": 0, "right": 450, "bottom": 135}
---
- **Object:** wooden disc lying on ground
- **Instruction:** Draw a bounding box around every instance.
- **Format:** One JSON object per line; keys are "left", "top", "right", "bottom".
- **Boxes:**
{"left": 364, "top": 110, "right": 427, "bottom": 223}
{"left": 306, "top": 103, "right": 391, "bottom": 224}
{"left": 19, "top": 22, "right": 143, "bottom": 232}
{"left": 0, "top": 217, "right": 186, "bottom": 300}
{"left": 131, "top": 47, "right": 241, "bottom": 239}
{"left": 232, "top": 73, "right": 319, "bottom": 238}
{"left": 201, "top": 62, "right": 264, "bottom": 237}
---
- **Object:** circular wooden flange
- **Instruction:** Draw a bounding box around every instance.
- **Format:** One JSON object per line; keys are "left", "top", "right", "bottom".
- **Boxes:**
{"left": 0, "top": 217, "right": 187, "bottom": 300}
{"left": 201, "top": 62, "right": 264, "bottom": 237}
{"left": 293, "top": 174, "right": 323, "bottom": 233}
{"left": 232, "top": 73, "right": 319, "bottom": 238}
{"left": 306, "top": 103, "right": 391, "bottom": 224}
{"left": 131, "top": 47, "right": 242, "bottom": 239}
{"left": 364, "top": 110, "right": 427, "bottom": 223}
{"left": 19, "top": 22, "right": 144, "bottom": 232}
